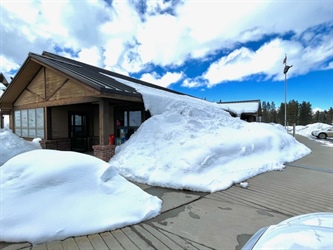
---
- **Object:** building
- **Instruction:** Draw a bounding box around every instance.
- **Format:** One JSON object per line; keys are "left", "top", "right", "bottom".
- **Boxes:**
{"left": 0, "top": 51, "right": 187, "bottom": 161}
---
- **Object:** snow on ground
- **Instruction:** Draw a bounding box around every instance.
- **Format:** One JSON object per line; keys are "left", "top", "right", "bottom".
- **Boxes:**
{"left": 0, "top": 147, "right": 162, "bottom": 244}
{"left": 105, "top": 75, "right": 311, "bottom": 192}
{"left": 291, "top": 123, "right": 333, "bottom": 147}
{"left": 1, "top": 76, "right": 329, "bottom": 244}
{"left": 0, "top": 128, "right": 42, "bottom": 166}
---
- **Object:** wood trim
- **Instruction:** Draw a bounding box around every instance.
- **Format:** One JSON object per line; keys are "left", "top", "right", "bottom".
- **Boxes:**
{"left": 13, "top": 96, "right": 100, "bottom": 110}
{"left": 99, "top": 99, "right": 110, "bottom": 145}
{"left": 44, "top": 68, "right": 47, "bottom": 99}
{"left": 98, "top": 93, "right": 142, "bottom": 103}
{"left": 46, "top": 78, "right": 69, "bottom": 101}
{"left": 25, "top": 88, "right": 46, "bottom": 101}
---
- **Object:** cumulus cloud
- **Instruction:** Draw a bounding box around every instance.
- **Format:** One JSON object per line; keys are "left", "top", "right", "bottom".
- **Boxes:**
{"left": 140, "top": 71, "right": 184, "bottom": 88}
{"left": 202, "top": 30, "right": 333, "bottom": 87}
{"left": 0, "top": 0, "right": 332, "bottom": 88}
{"left": 76, "top": 47, "right": 103, "bottom": 68}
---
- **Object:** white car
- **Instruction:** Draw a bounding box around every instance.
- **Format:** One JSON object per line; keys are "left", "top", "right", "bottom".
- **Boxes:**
{"left": 242, "top": 212, "right": 333, "bottom": 250}
{"left": 311, "top": 127, "right": 333, "bottom": 139}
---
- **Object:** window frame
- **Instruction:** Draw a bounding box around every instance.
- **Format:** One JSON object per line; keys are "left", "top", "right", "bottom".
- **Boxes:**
{"left": 14, "top": 108, "right": 44, "bottom": 139}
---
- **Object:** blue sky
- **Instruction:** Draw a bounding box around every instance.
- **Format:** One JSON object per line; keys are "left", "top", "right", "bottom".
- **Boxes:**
{"left": 1, "top": 0, "right": 332, "bottom": 110}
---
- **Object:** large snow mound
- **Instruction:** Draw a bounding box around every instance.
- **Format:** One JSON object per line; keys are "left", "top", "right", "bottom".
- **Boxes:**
{"left": 0, "top": 149, "right": 162, "bottom": 244}
{"left": 104, "top": 75, "right": 311, "bottom": 192}
{"left": 109, "top": 101, "right": 310, "bottom": 193}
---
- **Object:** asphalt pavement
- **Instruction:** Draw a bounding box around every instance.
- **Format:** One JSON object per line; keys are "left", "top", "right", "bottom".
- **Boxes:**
{"left": 1, "top": 135, "right": 332, "bottom": 250}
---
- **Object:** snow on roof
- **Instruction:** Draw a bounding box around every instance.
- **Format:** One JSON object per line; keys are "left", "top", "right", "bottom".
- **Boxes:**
{"left": 0, "top": 83, "right": 6, "bottom": 90}
{"left": 218, "top": 101, "right": 260, "bottom": 116}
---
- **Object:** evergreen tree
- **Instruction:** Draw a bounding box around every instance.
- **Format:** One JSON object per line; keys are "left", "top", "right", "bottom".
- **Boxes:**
{"left": 277, "top": 102, "right": 285, "bottom": 125}
{"left": 313, "top": 110, "right": 320, "bottom": 123}
{"left": 270, "top": 102, "right": 278, "bottom": 123}
{"left": 266, "top": 102, "right": 271, "bottom": 122}
{"left": 287, "top": 100, "right": 299, "bottom": 125}
{"left": 299, "top": 101, "right": 312, "bottom": 125}
{"left": 327, "top": 107, "right": 333, "bottom": 124}
{"left": 261, "top": 101, "right": 268, "bottom": 122}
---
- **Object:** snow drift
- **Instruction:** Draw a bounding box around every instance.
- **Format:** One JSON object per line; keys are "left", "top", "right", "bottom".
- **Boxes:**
{"left": 0, "top": 128, "right": 41, "bottom": 166}
{"left": 106, "top": 76, "right": 311, "bottom": 192}
{"left": 0, "top": 149, "right": 162, "bottom": 244}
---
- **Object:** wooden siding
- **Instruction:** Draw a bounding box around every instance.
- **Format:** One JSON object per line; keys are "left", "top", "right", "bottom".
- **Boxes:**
{"left": 27, "top": 68, "right": 45, "bottom": 99}
{"left": 51, "top": 107, "right": 68, "bottom": 139}
{"left": 14, "top": 67, "right": 99, "bottom": 108}
{"left": 14, "top": 89, "right": 44, "bottom": 106}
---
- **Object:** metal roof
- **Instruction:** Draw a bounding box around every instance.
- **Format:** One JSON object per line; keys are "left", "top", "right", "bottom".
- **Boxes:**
{"left": 30, "top": 51, "right": 186, "bottom": 97}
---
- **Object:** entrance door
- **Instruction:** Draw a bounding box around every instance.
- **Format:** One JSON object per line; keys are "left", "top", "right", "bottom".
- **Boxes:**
{"left": 69, "top": 113, "right": 87, "bottom": 152}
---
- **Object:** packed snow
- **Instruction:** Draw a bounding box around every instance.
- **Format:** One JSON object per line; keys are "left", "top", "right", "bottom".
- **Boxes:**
{"left": 0, "top": 142, "right": 162, "bottom": 244}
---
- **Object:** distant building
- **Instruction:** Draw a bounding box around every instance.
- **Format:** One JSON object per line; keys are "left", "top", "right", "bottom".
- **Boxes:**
{"left": 217, "top": 100, "right": 262, "bottom": 122}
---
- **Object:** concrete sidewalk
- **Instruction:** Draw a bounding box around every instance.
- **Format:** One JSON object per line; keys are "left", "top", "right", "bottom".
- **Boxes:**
{"left": 1, "top": 135, "right": 332, "bottom": 250}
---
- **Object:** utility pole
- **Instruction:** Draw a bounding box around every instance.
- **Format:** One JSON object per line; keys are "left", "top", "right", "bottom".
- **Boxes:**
{"left": 283, "top": 54, "right": 292, "bottom": 129}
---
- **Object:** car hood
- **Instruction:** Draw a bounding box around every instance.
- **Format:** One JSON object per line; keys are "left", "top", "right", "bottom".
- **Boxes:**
{"left": 248, "top": 212, "right": 333, "bottom": 250}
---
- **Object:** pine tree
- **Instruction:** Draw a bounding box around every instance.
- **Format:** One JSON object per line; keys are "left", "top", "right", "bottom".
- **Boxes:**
{"left": 327, "top": 107, "right": 333, "bottom": 124}
{"left": 299, "top": 101, "right": 312, "bottom": 125}
{"left": 261, "top": 101, "right": 268, "bottom": 122}
{"left": 270, "top": 102, "right": 278, "bottom": 123}
{"left": 287, "top": 100, "right": 299, "bottom": 125}
{"left": 277, "top": 102, "right": 285, "bottom": 125}
{"left": 313, "top": 110, "right": 320, "bottom": 123}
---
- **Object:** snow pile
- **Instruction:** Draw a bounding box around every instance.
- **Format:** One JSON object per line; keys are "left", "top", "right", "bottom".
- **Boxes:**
{"left": 0, "top": 128, "right": 42, "bottom": 166}
{"left": 293, "top": 123, "right": 332, "bottom": 137}
{"left": 0, "top": 149, "right": 162, "bottom": 244}
{"left": 106, "top": 75, "right": 311, "bottom": 192}
{"left": 292, "top": 123, "right": 333, "bottom": 147}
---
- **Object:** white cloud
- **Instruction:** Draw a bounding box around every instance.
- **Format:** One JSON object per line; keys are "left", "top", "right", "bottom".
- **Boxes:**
{"left": 202, "top": 32, "right": 333, "bottom": 87}
{"left": 181, "top": 78, "right": 206, "bottom": 88}
{"left": 140, "top": 72, "right": 184, "bottom": 88}
{"left": 0, "top": 0, "right": 332, "bottom": 87}
{"left": 76, "top": 47, "right": 103, "bottom": 68}
{"left": 0, "top": 55, "right": 19, "bottom": 73}
{"left": 313, "top": 108, "right": 324, "bottom": 113}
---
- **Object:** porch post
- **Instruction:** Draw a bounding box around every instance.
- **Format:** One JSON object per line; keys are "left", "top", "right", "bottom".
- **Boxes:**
{"left": 99, "top": 98, "right": 110, "bottom": 145}
{"left": 93, "top": 98, "right": 115, "bottom": 162}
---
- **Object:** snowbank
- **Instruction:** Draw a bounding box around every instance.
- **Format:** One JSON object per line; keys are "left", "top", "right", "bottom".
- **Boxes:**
{"left": 106, "top": 76, "right": 311, "bottom": 192}
{"left": 293, "top": 123, "right": 332, "bottom": 137}
{"left": 0, "top": 149, "right": 162, "bottom": 244}
{"left": 0, "top": 128, "right": 41, "bottom": 166}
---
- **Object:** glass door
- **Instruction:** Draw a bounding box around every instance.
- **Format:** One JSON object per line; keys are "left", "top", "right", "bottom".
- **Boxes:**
{"left": 69, "top": 113, "right": 87, "bottom": 152}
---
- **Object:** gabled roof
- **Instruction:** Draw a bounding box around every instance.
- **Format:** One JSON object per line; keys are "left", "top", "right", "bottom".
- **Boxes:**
{"left": 0, "top": 51, "right": 186, "bottom": 108}
{"left": 36, "top": 52, "right": 185, "bottom": 96}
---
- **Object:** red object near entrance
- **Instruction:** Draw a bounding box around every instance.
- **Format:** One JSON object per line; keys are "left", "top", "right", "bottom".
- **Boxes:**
{"left": 109, "top": 134, "right": 115, "bottom": 145}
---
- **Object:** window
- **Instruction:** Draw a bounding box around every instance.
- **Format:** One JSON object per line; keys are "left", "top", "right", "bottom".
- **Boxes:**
{"left": 15, "top": 108, "right": 44, "bottom": 139}
{"left": 115, "top": 107, "right": 142, "bottom": 145}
